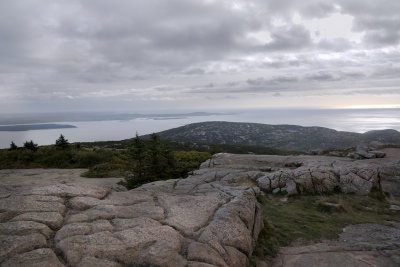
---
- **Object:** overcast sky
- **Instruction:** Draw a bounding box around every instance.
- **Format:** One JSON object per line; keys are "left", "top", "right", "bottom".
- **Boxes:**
{"left": 1, "top": 0, "right": 399, "bottom": 113}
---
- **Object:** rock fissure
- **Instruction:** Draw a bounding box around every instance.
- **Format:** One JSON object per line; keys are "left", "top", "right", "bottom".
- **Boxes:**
{"left": 152, "top": 195, "right": 167, "bottom": 220}
{"left": 251, "top": 204, "right": 259, "bottom": 238}
{"left": 172, "top": 180, "right": 179, "bottom": 190}
{"left": 308, "top": 169, "right": 318, "bottom": 194}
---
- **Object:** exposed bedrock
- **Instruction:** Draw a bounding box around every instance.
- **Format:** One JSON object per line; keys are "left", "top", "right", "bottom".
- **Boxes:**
{"left": 205, "top": 153, "right": 400, "bottom": 198}
{"left": 0, "top": 157, "right": 264, "bottom": 266}
{"left": 0, "top": 153, "right": 399, "bottom": 266}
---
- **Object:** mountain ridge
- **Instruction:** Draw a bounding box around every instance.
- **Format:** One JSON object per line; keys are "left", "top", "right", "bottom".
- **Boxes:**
{"left": 151, "top": 121, "right": 400, "bottom": 152}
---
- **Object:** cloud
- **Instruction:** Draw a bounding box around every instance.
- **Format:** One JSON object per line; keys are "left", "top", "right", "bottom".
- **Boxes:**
{"left": 305, "top": 71, "right": 339, "bottom": 81}
{"left": 247, "top": 75, "right": 299, "bottom": 86}
{"left": 317, "top": 38, "right": 354, "bottom": 51}
{"left": 371, "top": 66, "right": 400, "bottom": 79}
{"left": 338, "top": 0, "right": 400, "bottom": 46}
{"left": 0, "top": 0, "right": 399, "bottom": 112}
{"left": 264, "top": 24, "right": 312, "bottom": 51}
{"left": 260, "top": 0, "right": 337, "bottom": 19}
{"left": 189, "top": 66, "right": 399, "bottom": 96}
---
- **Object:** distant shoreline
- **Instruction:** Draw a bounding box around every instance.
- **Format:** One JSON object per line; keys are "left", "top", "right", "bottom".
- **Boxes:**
{"left": 1, "top": 108, "right": 399, "bottom": 149}
{"left": 0, "top": 124, "right": 77, "bottom": 131}
{"left": 0, "top": 112, "right": 230, "bottom": 125}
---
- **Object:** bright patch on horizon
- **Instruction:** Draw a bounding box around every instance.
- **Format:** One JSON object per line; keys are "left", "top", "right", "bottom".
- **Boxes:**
{"left": 343, "top": 105, "right": 400, "bottom": 109}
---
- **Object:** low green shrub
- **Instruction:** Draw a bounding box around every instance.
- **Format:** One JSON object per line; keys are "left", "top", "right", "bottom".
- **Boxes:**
{"left": 252, "top": 193, "right": 398, "bottom": 262}
{"left": 82, "top": 162, "right": 126, "bottom": 178}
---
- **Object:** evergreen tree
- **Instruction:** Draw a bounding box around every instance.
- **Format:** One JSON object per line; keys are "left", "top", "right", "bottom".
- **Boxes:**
{"left": 127, "top": 133, "right": 147, "bottom": 186}
{"left": 9, "top": 141, "right": 18, "bottom": 150}
{"left": 23, "top": 140, "right": 38, "bottom": 152}
{"left": 148, "top": 133, "right": 163, "bottom": 179}
{"left": 124, "top": 133, "right": 178, "bottom": 189}
{"left": 55, "top": 134, "right": 70, "bottom": 150}
{"left": 163, "top": 146, "right": 176, "bottom": 171}
{"left": 148, "top": 133, "right": 176, "bottom": 180}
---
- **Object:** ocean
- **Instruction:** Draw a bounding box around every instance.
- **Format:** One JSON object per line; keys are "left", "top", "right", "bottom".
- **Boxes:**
{"left": 1, "top": 108, "right": 399, "bottom": 149}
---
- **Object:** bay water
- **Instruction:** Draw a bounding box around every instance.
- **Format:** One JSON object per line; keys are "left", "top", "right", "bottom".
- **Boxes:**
{"left": 1, "top": 108, "right": 399, "bottom": 149}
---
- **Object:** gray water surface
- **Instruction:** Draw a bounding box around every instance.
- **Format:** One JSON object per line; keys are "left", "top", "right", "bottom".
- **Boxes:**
{"left": 1, "top": 108, "right": 399, "bottom": 148}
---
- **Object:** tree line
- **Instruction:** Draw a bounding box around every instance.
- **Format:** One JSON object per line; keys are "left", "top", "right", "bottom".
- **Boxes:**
{"left": 3, "top": 133, "right": 211, "bottom": 189}
{"left": 9, "top": 134, "right": 70, "bottom": 151}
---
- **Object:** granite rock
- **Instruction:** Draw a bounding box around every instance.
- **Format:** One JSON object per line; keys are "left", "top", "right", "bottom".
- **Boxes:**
{"left": 1, "top": 153, "right": 400, "bottom": 266}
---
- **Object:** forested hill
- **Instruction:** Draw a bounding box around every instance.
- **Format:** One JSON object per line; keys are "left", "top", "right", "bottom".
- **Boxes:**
{"left": 152, "top": 121, "right": 400, "bottom": 152}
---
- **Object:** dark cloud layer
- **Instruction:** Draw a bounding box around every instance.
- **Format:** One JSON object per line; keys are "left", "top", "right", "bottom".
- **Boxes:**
{"left": 0, "top": 0, "right": 399, "bottom": 112}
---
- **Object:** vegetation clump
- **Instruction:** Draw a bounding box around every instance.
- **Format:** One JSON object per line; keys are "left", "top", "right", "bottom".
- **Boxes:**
{"left": 284, "top": 162, "right": 302, "bottom": 168}
{"left": 252, "top": 193, "right": 399, "bottom": 262}
{"left": 55, "top": 134, "right": 70, "bottom": 150}
{"left": 82, "top": 162, "right": 126, "bottom": 178}
{"left": 23, "top": 140, "right": 38, "bottom": 152}
{"left": 121, "top": 133, "right": 211, "bottom": 189}
{"left": 9, "top": 141, "right": 18, "bottom": 151}
{"left": 0, "top": 134, "right": 211, "bottom": 189}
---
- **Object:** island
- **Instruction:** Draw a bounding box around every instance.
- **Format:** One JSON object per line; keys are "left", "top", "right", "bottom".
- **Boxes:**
{"left": 0, "top": 124, "right": 77, "bottom": 131}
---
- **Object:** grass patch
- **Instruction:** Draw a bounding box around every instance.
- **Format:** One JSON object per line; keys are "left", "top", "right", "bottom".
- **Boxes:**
{"left": 82, "top": 162, "right": 127, "bottom": 178}
{"left": 284, "top": 162, "right": 302, "bottom": 168}
{"left": 252, "top": 193, "right": 400, "bottom": 262}
{"left": 321, "top": 147, "right": 355, "bottom": 157}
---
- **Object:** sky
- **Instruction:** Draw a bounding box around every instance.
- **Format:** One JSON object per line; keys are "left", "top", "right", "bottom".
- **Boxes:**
{"left": 1, "top": 0, "right": 400, "bottom": 113}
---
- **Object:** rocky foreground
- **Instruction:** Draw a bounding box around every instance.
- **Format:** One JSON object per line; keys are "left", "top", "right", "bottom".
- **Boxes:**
{"left": 0, "top": 152, "right": 400, "bottom": 266}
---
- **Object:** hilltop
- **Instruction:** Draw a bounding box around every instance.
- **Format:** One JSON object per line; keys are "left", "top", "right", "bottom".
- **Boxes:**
{"left": 153, "top": 121, "right": 400, "bottom": 152}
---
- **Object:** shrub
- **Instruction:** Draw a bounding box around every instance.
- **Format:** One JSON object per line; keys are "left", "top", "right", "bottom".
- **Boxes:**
{"left": 9, "top": 141, "right": 18, "bottom": 151}
{"left": 72, "top": 150, "right": 111, "bottom": 167}
{"left": 284, "top": 162, "right": 302, "bottom": 168}
{"left": 55, "top": 134, "right": 70, "bottom": 150}
{"left": 40, "top": 149, "right": 73, "bottom": 167}
{"left": 23, "top": 140, "right": 38, "bottom": 152}
{"left": 82, "top": 162, "right": 126, "bottom": 178}
{"left": 18, "top": 150, "right": 35, "bottom": 163}
{"left": 369, "top": 186, "right": 386, "bottom": 201}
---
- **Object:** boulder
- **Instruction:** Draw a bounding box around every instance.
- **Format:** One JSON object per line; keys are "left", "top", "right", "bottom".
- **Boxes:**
{"left": 348, "top": 145, "right": 386, "bottom": 159}
{"left": 369, "top": 150, "right": 386, "bottom": 158}
{"left": 369, "top": 141, "right": 385, "bottom": 150}
{"left": 0, "top": 233, "right": 47, "bottom": 262}
{"left": 55, "top": 220, "right": 113, "bottom": 242}
{"left": 0, "top": 221, "right": 53, "bottom": 238}
{"left": 57, "top": 231, "right": 132, "bottom": 265}
{"left": 11, "top": 212, "right": 63, "bottom": 229}
{"left": 187, "top": 242, "right": 228, "bottom": 267}
{"left": 0, "top": 195, "right": 66, "bottom": 214}
{"left": 1, "top": 248, "right": 63, "bottom": 267}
